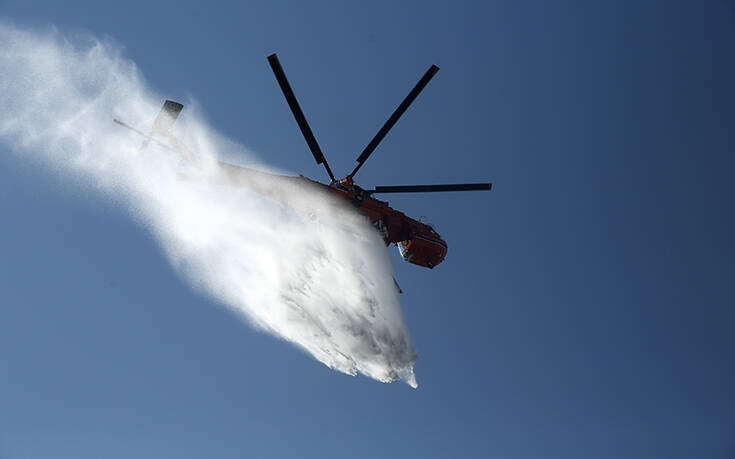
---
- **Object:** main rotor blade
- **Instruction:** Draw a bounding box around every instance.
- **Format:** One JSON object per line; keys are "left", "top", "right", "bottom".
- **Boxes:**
{"left": 370, "top": 183, "right": 492, "bottom": 193}
{"left": 350, "top": 65, "right": 439, "bottom": 178}
{"left": 267, "top": 53, "right": 336, "bottom": 182}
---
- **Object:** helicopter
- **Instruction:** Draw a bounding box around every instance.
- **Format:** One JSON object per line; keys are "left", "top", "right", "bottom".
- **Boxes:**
{"left": 114, "top": 53, "right": 491, "bottom": 269}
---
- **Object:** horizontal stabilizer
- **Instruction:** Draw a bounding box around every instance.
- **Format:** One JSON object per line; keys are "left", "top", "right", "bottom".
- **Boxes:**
{"left": 113, "top": 118, "right": 183, "bottom": 155}
{"left": 151, "top": 100, "right": 184, "bottom": 136}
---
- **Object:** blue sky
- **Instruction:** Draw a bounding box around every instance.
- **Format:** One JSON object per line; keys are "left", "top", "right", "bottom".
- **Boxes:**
{"left": 0, "top": 1, "right": 734, "bottom": 458}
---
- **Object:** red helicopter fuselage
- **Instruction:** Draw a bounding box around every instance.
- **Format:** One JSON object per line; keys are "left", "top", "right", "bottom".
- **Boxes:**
{"left": 325, "top": 177, "right": 447, "bottom": 269}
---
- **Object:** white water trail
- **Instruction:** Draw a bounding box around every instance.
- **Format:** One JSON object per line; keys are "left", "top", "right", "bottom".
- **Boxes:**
{"left": 0, "top": 23, "right": 418, "bottom": 387}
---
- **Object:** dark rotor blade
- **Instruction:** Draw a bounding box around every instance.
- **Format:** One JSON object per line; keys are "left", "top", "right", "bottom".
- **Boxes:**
{"left": 371, "top": 183, "right": 492, "bottom": 193}
{"left": 267, "top": 53, "right": 335, "bottom": 182}
{"left": 350, "top": 64, "right": 439, "bottom": 178}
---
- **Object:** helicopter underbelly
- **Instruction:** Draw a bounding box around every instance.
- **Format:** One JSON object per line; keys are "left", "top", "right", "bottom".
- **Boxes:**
{"left": 397, "top": 232, "right": 447, "bottom": 269}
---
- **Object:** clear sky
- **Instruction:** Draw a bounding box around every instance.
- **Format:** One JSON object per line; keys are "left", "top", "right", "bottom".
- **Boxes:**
{"left": 0, "top": 1, "right": 734, "bottom": 458}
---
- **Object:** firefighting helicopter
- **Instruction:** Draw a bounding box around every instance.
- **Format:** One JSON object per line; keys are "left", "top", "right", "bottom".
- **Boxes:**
{"left": 114, "top": 53, "right": 491, "bottom": 270}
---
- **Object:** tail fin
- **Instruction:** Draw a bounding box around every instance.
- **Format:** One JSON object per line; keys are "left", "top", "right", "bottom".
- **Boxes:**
{"left": 151, "top": 100, "right": 184, "bottom": 136}
{"left": 114, "top": 100, "right": 186, "bottom": 153}
{"left": 138, "top": 100, "right": 184, "bottom": 152}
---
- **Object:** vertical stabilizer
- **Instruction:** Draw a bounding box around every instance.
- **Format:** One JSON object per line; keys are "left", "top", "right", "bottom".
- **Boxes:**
{"left": 151, "top": 100, "right": 184, "bottom": 136}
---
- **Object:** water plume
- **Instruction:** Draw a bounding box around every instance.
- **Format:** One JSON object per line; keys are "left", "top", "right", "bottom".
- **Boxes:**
{"left": 0, "top": 23, "right": 418, "bottom": 387}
